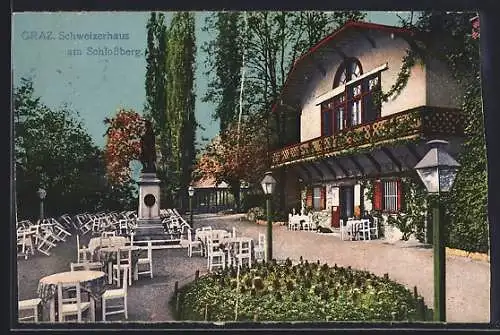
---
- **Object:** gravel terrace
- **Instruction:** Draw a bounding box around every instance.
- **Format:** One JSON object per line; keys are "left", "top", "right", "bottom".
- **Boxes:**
{"left": 17, "top": 213, "right": 490, "bottom": 323}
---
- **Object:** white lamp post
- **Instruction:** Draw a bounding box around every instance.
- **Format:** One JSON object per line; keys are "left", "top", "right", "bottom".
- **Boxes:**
{"left": 37, "top": 188, "right": 47, "bottom": 219}
{"left": 414, "top": 139, "right": 460, "bottom": 322}
{"left": 261, "top": 171, "right": 277, "bottom": 261}
{"left": 188, "top": 186, "right": 195, "bottom": 227}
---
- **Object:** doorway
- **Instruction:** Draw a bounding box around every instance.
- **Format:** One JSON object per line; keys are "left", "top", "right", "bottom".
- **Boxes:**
{"left": 340, "top": 185, "right": 354, "bottom": 219}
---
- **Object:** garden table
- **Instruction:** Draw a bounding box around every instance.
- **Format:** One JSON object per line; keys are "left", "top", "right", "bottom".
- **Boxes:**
{"left": 88, "top": 236, "right": 128, "bottom": 255}
{"left": 37, "top": 270, "right": 106, "bottom": 322}
{"left": 93, "top": 246, "right": 143, "bottom": 284}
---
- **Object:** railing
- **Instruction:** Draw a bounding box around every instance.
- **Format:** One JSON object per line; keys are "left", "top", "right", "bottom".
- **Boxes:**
{"left": 271, "top": 107, "right": 464, "bottom": 167}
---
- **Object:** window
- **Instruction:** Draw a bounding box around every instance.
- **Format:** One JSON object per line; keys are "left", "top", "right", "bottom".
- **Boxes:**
{"left": 383, "top": 180, "right": 399, "bottom": 212}
{"left": 307, "top": 186, "right": 326, "bottom": 210}
{"left": 313, "top": 187, "right": 321, "bottom": 210}
{"left": 320, "top": 58, "right": 382, "bottom": 137}
{"left": 373, "top": 179, "right": 402, "bottom": 212}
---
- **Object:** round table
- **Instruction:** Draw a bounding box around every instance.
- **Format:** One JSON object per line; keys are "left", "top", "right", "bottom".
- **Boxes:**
{"left": 38, "top": 270, "right": 106, "bottom": 322}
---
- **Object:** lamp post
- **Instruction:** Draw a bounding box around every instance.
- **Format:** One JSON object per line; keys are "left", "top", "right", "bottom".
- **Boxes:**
{"left": 188, "top": 186, "right": 195, "bottom": 228}
{"left": 261, "top": 171, "right": 277, "bottom": 262}
{"left": 414, "top": 139, "right": 460, "bottom": 322}
{"left": 37, "top": 188, "right": 47, "bottom": 219}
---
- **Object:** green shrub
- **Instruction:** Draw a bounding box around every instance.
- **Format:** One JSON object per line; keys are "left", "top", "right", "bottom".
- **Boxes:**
{"left": 174, "top": 259, "right": 428, "bottom": 322}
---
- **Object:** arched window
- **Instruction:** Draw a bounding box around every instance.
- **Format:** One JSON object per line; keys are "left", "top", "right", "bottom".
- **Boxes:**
{"left": 333, "top": 58, "right": 363, "bottom": 88}
{"left": 321, "top": 58, "right": 382, "bottom": 137}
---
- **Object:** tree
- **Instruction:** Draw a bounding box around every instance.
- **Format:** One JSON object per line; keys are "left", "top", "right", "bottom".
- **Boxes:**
{"left": 14, "top": 77, "right": 135, "bottom": 220}
{"left": 166, "top": 12, "right": 197, "bottom": 209}
{"left": 103, "top": 108, "right": 145, "bottom": 185}
{"left": 144, "top": 12, "right": 172, "bottom": 205}
{"left": 193, "top": 115, "right": 268, "bottom": 211}
{"left": 202, "top": 12, "right": 243, "bottom": 133}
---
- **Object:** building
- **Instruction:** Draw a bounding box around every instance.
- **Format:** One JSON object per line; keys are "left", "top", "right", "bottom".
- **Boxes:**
{"left": 270, "top": 21, "right": 464, "bottom": 240}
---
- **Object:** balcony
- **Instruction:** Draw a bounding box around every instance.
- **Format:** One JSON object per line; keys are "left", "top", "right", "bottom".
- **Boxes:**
{"left": 271, "top": 107, "right": 464, "bottom": 169}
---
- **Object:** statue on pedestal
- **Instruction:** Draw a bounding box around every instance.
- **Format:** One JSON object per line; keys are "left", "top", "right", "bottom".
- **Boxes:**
{"left": 140, "top": 120, "right": 157, "bottom": 173}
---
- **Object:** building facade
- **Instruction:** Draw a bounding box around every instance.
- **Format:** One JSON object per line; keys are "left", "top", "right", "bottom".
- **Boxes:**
{"left": 271, "top": 21, "right": 464, "bottom": 240}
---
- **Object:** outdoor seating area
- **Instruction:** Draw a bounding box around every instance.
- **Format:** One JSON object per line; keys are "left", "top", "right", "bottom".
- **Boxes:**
{"left": 287, "top": 210, "right": 315, "bottom": 231}
{"left": 17, "top": 208, "right": 193, "bottom": 323}
{"left": 186, "top": 225, "right": 266, "bottom": 271}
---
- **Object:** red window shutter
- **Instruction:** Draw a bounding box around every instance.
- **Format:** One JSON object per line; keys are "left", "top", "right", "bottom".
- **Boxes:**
{"left": 320, "top": 186, "right": 326, "bottom": 210}
{"left": 397, "top": 179, "right": 403, "bottom": 212}
{"left": 373, "top": 181, "right": 382, "bottom": 211}
{"left": 306, "top": 187, "right": 313, "bottom": 208}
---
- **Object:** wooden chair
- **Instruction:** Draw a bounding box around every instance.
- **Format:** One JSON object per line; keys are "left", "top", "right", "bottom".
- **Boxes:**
{"left": 254, "top": 233, "right": 266, "bottom": 262}
{"left": 18, "top": 298, "right": 41, "bottom": 322}
{"left": 136, "top": 241, "right": 153, "bottom": 279}
{"left": 57, "top": 282, "right": 91, "bottom": 322}
{"left": 186, "top": 229, "right": 203, "bottom": 258}
{"left": 102, "top": 266, "right": 128, "bottom": 321}
{"left": 206, "top": 238, "right": 225, "bottom": 272}
{"left": 70, "top": 262, "right": 103, "bottom": 272}
{"left": 112, "top": 248, "right": 132, "bottom": 287}
{"left": 76, "top": 235, "right": 92, "bottom": 263}
{"left": 102, "top": 231, "right": 116, "bottom": 238}
{"left": 234, "top": 239, "right": 252, "bottom": 268}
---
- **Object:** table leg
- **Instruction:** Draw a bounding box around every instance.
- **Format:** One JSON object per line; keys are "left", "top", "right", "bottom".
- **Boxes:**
{"left": 49, "top": 298, "right": 55, "bottom": 322}
{"left": 90, "top": 297, "right": 96, "bottom": 322}
{"left": 108, "top": 262, "right": 113, "bottom": 284}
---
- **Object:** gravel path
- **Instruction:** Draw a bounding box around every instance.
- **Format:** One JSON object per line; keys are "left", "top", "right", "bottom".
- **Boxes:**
{"left": 17, "top": 213, "right": 490, "bottom": 323}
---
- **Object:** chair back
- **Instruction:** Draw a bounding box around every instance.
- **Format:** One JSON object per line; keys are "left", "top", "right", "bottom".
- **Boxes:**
{"left": 258, "top": 233, "right": 265, "bottom": 246}
{"left": 102, "top": 231, "right": 116, "bottom": 238}
{"left": 187, "top": 228, "right": 194, "bottom": 242}
{"left": 238, "top": 239, "right": 251, "bottom": 255}
{"left": 57, "top": 281, "right": 84, "bottom": 322}
{"left": 232, "top": 227, "right": 237, "bottom": 238}
{"left": 118, "top": 247, "right": 132, "bottom": 265}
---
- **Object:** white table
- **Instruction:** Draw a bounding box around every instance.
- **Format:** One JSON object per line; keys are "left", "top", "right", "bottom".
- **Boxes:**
{"left": 88, "top": 236, "right": 128, "bottom": 255}
{"left": 38, "top": 270, "right": 106, "bottom": 322}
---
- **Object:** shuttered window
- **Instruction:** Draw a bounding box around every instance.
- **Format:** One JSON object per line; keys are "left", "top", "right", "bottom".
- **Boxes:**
{"left": 373, "top": 179, "right": 402, "bottom": 212}
{"left": 383, "top": 180, "right": 398, "bottom": 212}
{"left": 313, "top": 187, "right": 321, "bottom": 210}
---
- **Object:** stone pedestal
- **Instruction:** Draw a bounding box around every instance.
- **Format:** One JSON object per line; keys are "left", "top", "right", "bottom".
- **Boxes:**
{"left": 134, "top": 172, "right": 164, "bottom": 241}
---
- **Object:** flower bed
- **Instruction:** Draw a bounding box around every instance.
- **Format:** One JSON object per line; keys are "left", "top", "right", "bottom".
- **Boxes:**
{"left": 173, "top": 258, "right": 429, "bottom": 322}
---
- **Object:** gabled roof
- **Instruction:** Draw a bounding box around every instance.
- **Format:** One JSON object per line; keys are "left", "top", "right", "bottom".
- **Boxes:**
{"left": 272, "top": 20, "right": 416, "bottom": 113}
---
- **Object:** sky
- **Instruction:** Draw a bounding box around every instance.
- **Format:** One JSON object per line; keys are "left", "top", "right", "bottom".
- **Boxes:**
{"left": 12, "top": 11, "right": 414, "bottom": 150}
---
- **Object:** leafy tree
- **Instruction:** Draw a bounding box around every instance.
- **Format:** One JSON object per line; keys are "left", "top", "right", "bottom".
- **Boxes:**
{"left": 193, "top": 115, "right": 268, "bottom": 211}
{"left": 144, "top": 12, "right": 172, "bottom": 205}
{"left": 14, "top": 77, "right": 135, "bottom": 220}
{"left": 202, "top": 12, "right": 243, "bottom": 133}
{"left": 103, "top": 109, "right": 145, "bottom": 185}
{"left": 166, "top": 12, "right": 197, "bottom": 209}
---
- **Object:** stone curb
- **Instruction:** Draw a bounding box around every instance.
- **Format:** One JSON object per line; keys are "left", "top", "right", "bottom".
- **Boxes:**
{"left": 446, "top": 247, "right": 489, "bottom": 263}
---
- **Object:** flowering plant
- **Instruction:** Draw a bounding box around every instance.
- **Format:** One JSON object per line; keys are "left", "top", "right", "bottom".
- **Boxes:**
{"left": 104, "top": 108, "right": 146, "bottom": 185}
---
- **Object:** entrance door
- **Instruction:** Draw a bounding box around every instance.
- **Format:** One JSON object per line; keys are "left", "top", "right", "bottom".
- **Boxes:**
{"left": 340, "top": 185, "right": 354, "bottom": 219}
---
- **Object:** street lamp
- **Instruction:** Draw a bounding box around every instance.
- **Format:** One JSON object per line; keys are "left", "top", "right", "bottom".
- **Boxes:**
{"left": 414, "top": 139, "right": 460, "bottom": 322}
{"left": 188, "top": 186, "right": 195, "bottom": 228}
{"left": 37, "top": 188, "right": 47, "bottom": 219}
{"left": 261, "top": 171, "right": 277, "bottom": 262}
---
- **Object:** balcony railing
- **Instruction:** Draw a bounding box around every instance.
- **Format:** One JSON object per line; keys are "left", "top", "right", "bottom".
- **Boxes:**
{"left": 271, "top": 107, "right": 464, "bottom": 168}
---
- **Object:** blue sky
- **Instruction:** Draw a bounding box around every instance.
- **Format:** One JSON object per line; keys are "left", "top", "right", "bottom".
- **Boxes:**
{"left": 12, "top": 11, "right": 413, "bottom": 149}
